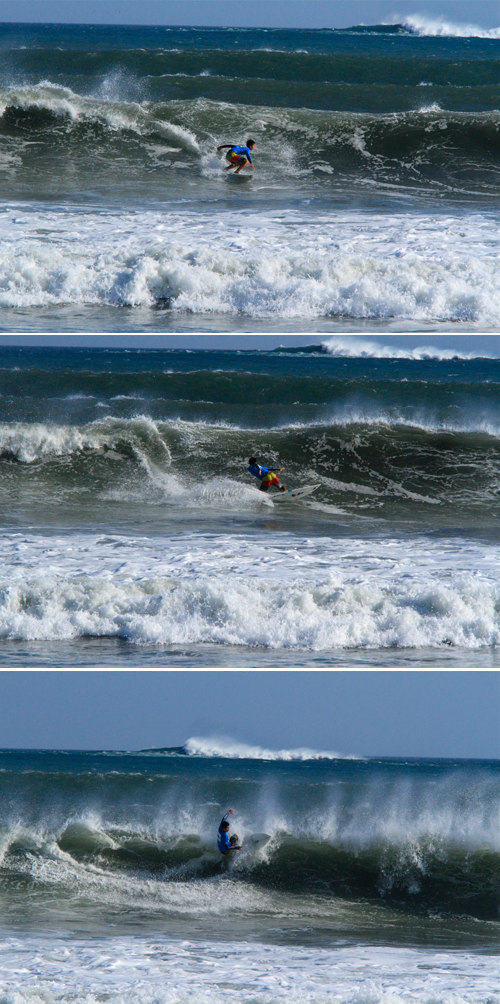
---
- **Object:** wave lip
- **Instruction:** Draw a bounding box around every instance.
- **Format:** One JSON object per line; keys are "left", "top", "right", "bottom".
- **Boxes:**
{"left": 0, "top": 81, "right": 200, "bottom": 150}
{"left": 182, "top": 736, "right": 357, "bottom": 760}
{"left": 320, "top": 337, "right": 498, "bottom": 360}
{"left": 402, "top": 15, "right": 500, "bottom": 39}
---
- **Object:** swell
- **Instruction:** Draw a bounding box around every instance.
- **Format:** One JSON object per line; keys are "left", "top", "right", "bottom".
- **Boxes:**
{"left": 2, "top": 48, "right": 498, "bottom": 101}
{"left": 0, "top": 371, "right": 498, "bottom": 435}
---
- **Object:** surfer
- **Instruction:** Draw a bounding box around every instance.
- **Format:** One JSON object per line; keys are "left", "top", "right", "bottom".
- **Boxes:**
{"left": 217, "top": 139, "right": 256, "bottom": 173}
{"left": 218, "top": 808, "right": 242, "bottom": 854}
{"left": 248, "top": 457, "right": 286, "bottom": 492}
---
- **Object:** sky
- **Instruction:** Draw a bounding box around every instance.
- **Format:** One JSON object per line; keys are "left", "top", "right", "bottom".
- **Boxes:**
{"left": 0, "top": 670, "right": 498, "bottom": 757}
{"left": 0, "top": 334, "right": 498, "bottom": 353}
{"left": 0, "top": 0, "right": 498, "bottom": 29}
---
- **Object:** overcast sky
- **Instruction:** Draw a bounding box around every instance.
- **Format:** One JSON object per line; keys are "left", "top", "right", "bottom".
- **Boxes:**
{"left": 0, "top": 1, "right": 498, "bottom": 28}
{"left": 0, "top": 670, "right": 498, "bottom": 757}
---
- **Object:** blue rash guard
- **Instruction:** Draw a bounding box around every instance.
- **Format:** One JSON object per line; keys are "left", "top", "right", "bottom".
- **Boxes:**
{"left": 217, "top": 812, "right": 232, "bottom": 854}
{"left": 248, "top": 464, "right": 279, "bottom": 481}
{"left": 230, "top": 145, "right": 253, "bottom": 163}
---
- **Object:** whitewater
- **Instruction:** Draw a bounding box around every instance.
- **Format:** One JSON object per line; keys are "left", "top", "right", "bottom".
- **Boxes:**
{"left": 1, "top": 203, "right": 499, "bottom": 324}
{"left": 0, "top": 530, "right": 499, "bottom": 651}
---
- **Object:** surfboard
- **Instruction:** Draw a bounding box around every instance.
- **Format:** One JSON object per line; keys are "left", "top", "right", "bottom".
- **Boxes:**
{"left": 269, "top": 484, "right": 320, "bottom": 503}
{"left": 246, "top": 833, "right": 271, "bottom": 848}
{"left": 226, "top": 171, "right": 254, "bottom": 182}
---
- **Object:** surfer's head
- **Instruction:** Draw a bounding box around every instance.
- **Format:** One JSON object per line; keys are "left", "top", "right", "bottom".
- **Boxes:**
{"left": 230, "top": 834, "right": 239, "bottom": 845}
{"left": 249, "top": 457, "right": 257, "bottom": 465}
{"left": 247, "top": 139, "right": 256, "bottom": 149}
{"left": 221, "top": 821, "right": 230, "bottom": 831}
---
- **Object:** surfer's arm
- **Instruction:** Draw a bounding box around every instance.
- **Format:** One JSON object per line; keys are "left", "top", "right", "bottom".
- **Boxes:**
{"left": 217, "top": 144, "right": 235, "bottom": 151}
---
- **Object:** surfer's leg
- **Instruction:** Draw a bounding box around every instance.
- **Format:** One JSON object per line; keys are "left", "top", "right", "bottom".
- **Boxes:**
{"left": 261, "top": 473, "right": 280, "bottom": 491}
{"left": 234, "top": 157, "right": 248, "bottom": 174}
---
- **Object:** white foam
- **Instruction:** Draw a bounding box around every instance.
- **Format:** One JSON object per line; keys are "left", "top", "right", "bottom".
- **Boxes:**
{"left": 320, "top": 336, "right": 497, "bottom": 360}
{"left": 0, "top": 530, "right": 498, "bottom": 650}
{"left": 0, "top": 934, "right": 497, "bottom": 1004}
{"left": 0, "top": 203, "right": 499, "bottom": 323}
{"left": 402, "top": 15, "right": 500, "bottom": 39}
{"left": 183, "top": 737, "right": 351, "bottom": 760}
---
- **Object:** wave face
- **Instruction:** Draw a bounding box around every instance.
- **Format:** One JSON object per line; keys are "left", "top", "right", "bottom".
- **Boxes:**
{"left": 0, "top": 749, "right": 498, "bottom": 932}
{"left": 0, "top": 87, "right": 497, "bottom": 205}
{"left": 0, "top": 347, "right": 498, "bottom": 536}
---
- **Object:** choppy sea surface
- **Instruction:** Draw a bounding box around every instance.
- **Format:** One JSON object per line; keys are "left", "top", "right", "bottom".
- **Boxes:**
{"left": 0, "top": 747, "right": 498, "bottom": 1004}
{"left": 0, "top": 21, "right": 499, "bottom": 330}
{"left": 0, "top": 341, "right": 499, "bottom": 667}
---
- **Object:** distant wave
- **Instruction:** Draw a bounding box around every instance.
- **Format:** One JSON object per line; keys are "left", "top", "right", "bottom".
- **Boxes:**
{"left": 182, "top": 737, "right": 356, "bottom": 760}
{"left": 320, "top": 337, "right": 497, "bottom": 361}
{"left": 402, "top": 15, "right": 500, "bottom": 39}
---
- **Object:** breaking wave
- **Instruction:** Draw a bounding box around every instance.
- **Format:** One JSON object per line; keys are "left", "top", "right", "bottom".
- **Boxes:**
{"left": 320, "top": 337, "right": 498, "bottom": 360}
{"left": 0, "top": 752, "right": 498, "bottom": 919}
{"left": 0, "top": 530, "right": 498, "bottom": 650}
{"left": 402, "top": 15, "right": 500, "bottom": 40}
{"left": 181, "top": 737, "right": 354, "bottom": 760}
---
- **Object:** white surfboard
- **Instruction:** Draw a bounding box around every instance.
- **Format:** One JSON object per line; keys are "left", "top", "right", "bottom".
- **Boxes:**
{"left": 226, "top": 171, "right": 254, "bottom": 182}
{"left": 269, "top": 484, "right": 320, "bottom": 503}
{"left": 246, "top": 832, "right": 271, "bottom": 848}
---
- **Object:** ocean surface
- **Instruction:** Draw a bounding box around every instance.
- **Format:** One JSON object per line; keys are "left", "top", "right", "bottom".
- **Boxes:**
{"left": 0, "top": 20, "right": 499, "bottom": 330}
{"left": 0, "top": 340, "right": 499, "bottom": 667}
{"left": 0, "top": 746, "right": 498, "bottom": 1004}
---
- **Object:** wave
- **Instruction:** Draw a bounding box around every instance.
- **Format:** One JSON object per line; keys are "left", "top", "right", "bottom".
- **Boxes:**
{"left": 0, "top": 81, "right": 200, "bottom": 149}
{"left": 0, "top": 758, "right": 498, "bottom": 918}
{"left": 320, "top": 337, "right": 498, "bottom": 360}
{"left": 182, "top": 737, "right": 355, "bottom": 760}
{"left": 0, "top": 415, "right": 499, "bottom": 532}
{"left": 0, "top": 86, "right": 499, "bottom": 207}
{"left": 402, "top": 15, "right": 500, "bottom": 39}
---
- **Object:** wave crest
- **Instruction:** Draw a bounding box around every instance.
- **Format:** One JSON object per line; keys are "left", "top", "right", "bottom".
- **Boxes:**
{"left": 182, "top": 737, "right": 354, "bottom": 760}
{"left": 403, "top": 15, "right": 500, "bottom": 39}
{"left": 320, "top": 337, "right": 496, "bottom": 360}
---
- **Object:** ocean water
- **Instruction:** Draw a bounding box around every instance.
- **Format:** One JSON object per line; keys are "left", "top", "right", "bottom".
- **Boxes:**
{"left": 0, "top": 341, "right": 499, "bottom": 667}
{"left": 0, "top": 747, "right": 498, "bottom": 1004}
{"left": 0, "top": 21, "right": 499, "bottom": 330}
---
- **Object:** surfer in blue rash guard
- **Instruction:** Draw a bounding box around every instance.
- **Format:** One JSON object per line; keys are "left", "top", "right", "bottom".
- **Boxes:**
{"left": 217, "top": 809, "right": 242, "bottom": 854}
{"left": 248, "top": 457, "right": 287, "bottom": 492}
{"left": 217, "top": 140, "right": 256, "bottom": 173}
